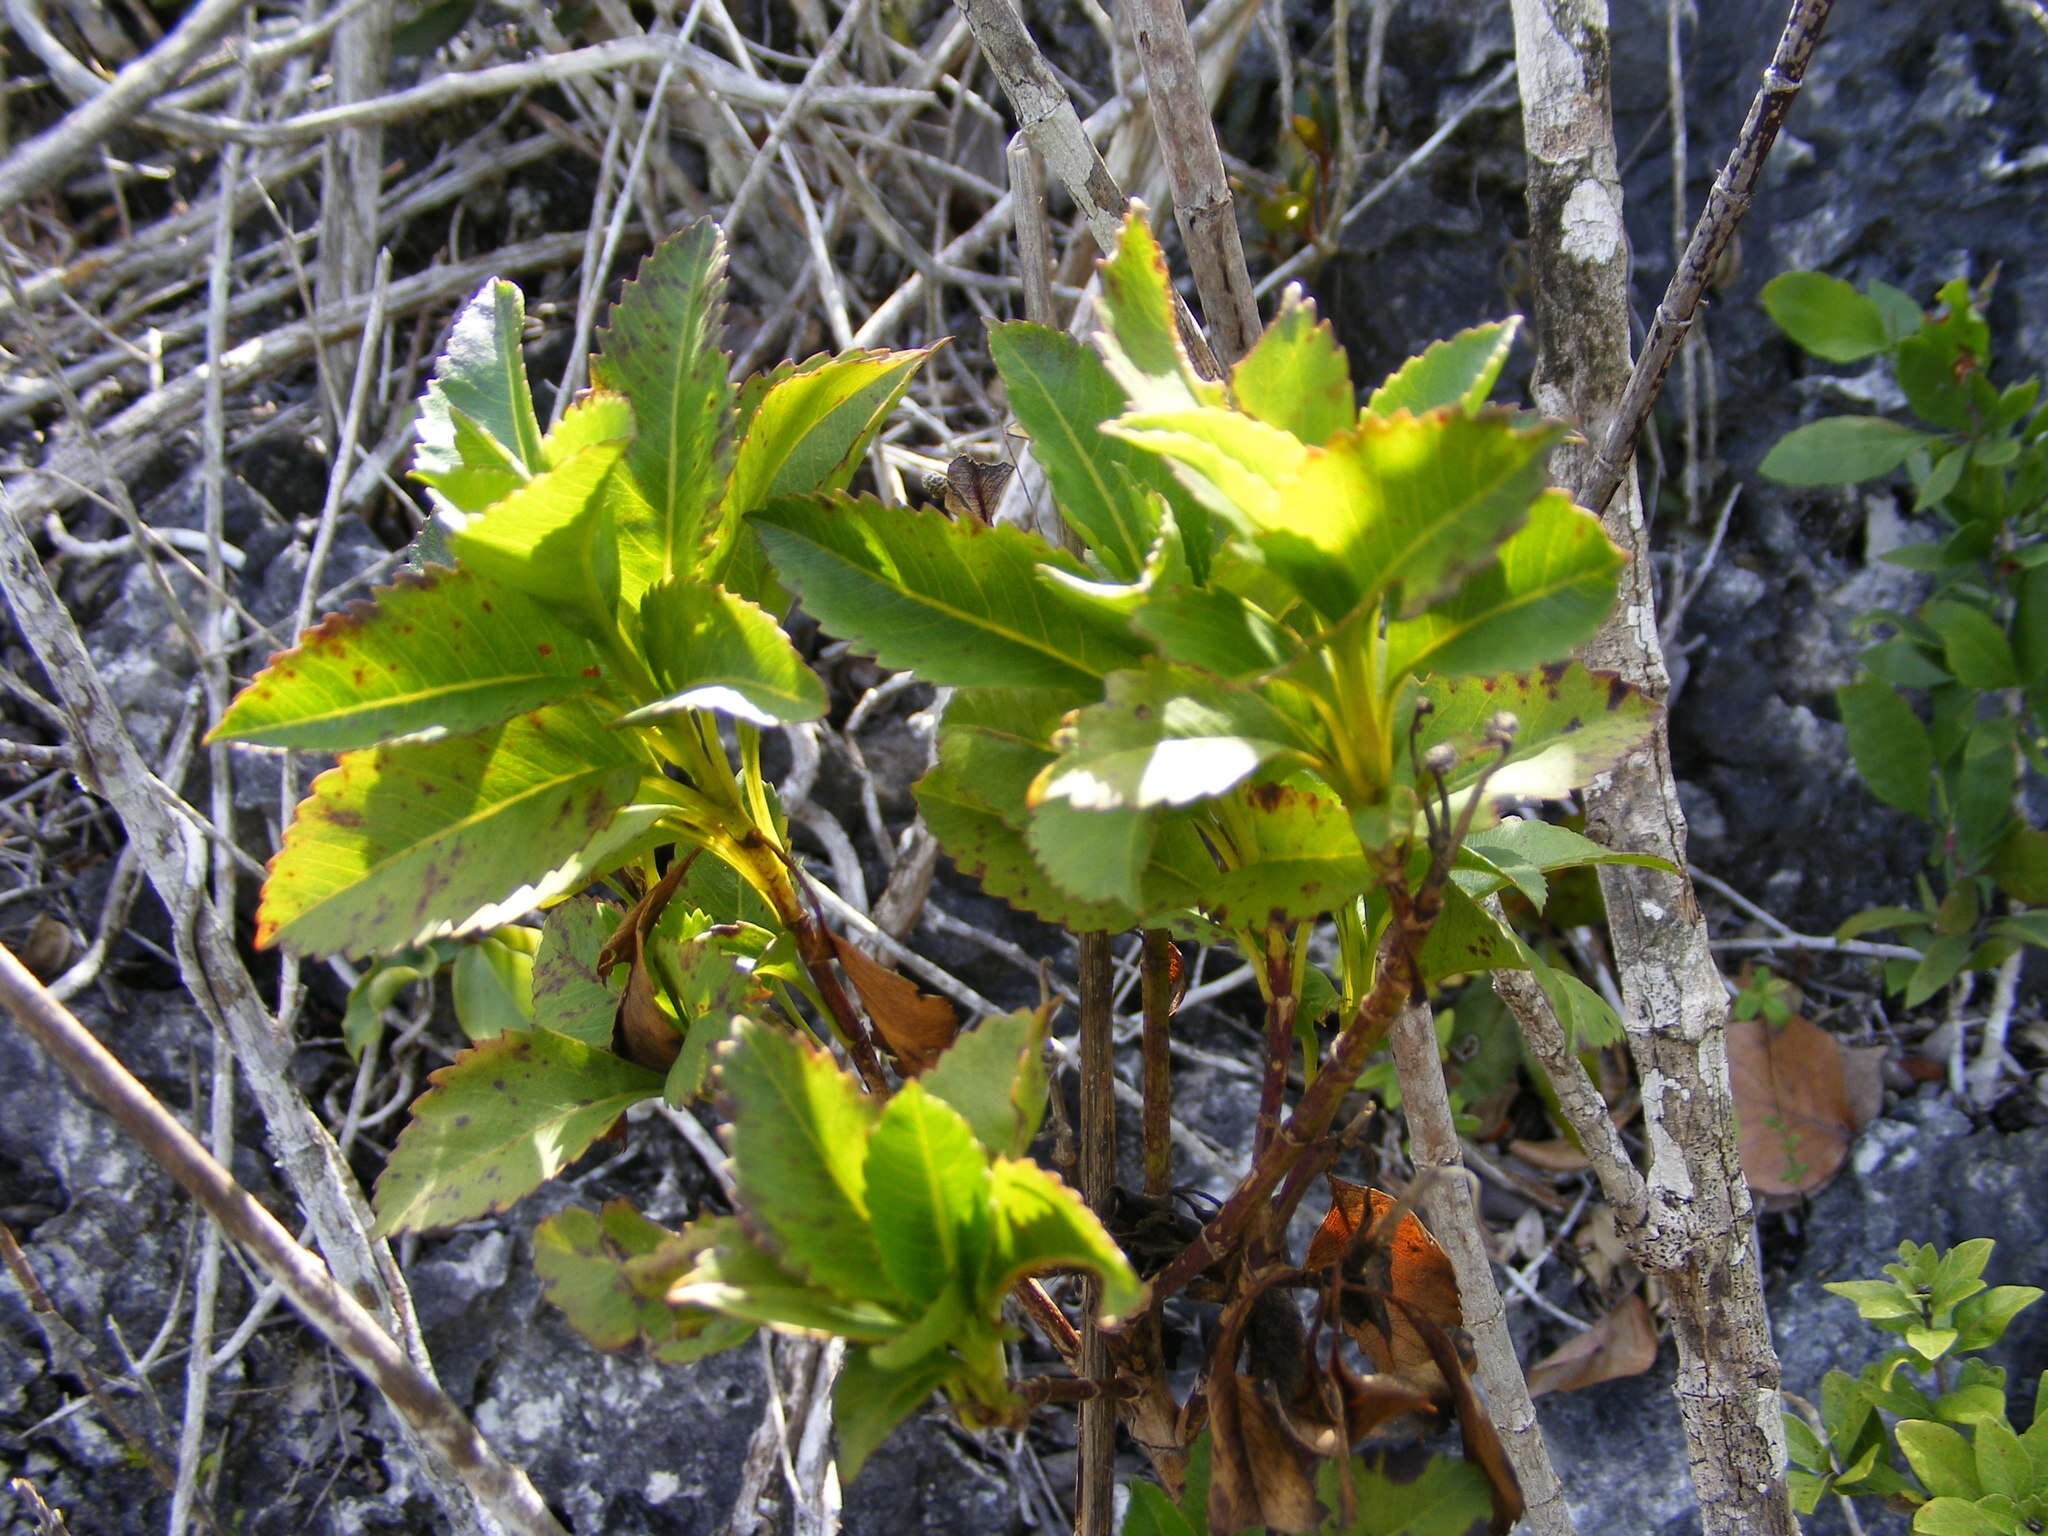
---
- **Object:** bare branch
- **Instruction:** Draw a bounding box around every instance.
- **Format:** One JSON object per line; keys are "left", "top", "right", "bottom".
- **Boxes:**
{"left": 0, "top": 944, "right": 568, "bottom": 1536}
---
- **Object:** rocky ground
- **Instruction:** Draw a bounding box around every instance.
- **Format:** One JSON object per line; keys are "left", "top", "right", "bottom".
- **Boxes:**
{"left": 1, "top": 0, "right": 2045, "bottom": 1532}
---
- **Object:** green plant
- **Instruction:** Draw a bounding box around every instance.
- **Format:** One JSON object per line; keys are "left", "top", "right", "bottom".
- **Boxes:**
{"left": 210, "top": 206, "right": 1665, "bottom": 1522}
{"left": 1733, "top": 964, "right": 1800, "bottom": 1027}
{"left": 1761, "top": 271, "right": 2048, "bottom": 1005}
{"left": 1784, "top": 1239, "right": 2045, "bottom": 1533}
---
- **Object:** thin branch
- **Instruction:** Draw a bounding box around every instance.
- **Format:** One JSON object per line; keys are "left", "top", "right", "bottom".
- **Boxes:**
{"left": 1388, "top": 1000, "right": 1572, "bottom": 1535}
{"left": 1580, "top": 0, "right": 1835, "bottom": 518}
{"left": 1128, "top": 0, "right": 1261, "bottom": 361}
{"left": 0, "top": 944, "right": 567, "bottom": 1536}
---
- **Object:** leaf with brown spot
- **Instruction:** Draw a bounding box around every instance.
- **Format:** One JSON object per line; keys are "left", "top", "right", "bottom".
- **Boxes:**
{"left": 1727, "top": 1012, "right": 1855, "bottom": 1195}
{"left": 830, "top": 933, "right": 957, "bottom": 1074}
{"left": 1526, "top": 1292, "right": 1658, "bottom": 1396}
{"left": 373, "top": 1030, "right": 661, "bottom": 1234}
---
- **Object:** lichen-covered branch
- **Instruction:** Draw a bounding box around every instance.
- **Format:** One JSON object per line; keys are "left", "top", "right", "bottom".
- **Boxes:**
{"left": 1506, "top": 1, "right": 1799, "bottom": 1529}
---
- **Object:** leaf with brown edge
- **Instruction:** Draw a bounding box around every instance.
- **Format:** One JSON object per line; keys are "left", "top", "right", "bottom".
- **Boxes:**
{"left": 1306, "top": 1177, "right": 1461, "bottom": 1386}
{"left": 1728, "top": 1011, "right": 1855, "bottom": 1196}
{"left": 1527, "top": 1291, "right": 1658, "bottom": 1397}
{"left": 373, "top": 1030, "right": 661, "bottom": 1234}
{"left": 832, "top": 932, "right": 957, "bottom": 1074}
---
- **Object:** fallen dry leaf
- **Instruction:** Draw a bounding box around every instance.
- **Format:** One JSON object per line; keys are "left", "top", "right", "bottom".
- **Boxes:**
{"left": 1527, "top": 1292, "right": 1658, "bottom": 1397}
{"left": 1727, "top": 1013, "right": 1856, "bottom": 1196}
{"left": 831, "top": 932, "right": 957, "bottom": 1074}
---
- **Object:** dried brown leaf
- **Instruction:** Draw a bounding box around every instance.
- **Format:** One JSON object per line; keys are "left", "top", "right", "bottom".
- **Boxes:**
{"left": 1727, "top": 1013, "right": 1854, "bottom": 1195}
{"left": 831, "top": 932, "right": 956, "bottom": 1074}
{"left": 1527, "top": 1292, "right": 1658, "bottom": 1397}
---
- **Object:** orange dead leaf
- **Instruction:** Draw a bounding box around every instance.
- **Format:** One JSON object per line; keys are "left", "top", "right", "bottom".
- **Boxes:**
{"left": 1527, "top": 1292, "right": 1658, "bottom": 1397}
{"left": 830, "top": 932, "right": 957, "bottom": 1074}
{"left": 1306, "top": 1178, "right": 1461, "bottom": 1384}
{"left": 1727, "top": 1013, "right": 1855, "bottom": 1195}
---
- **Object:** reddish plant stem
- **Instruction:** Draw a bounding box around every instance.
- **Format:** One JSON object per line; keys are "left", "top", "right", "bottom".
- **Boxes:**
{"left": 1139, "top": 929, "right": 1175, "bottom": 1198}
{"left": 1251, "top": 925, "right": 1296, "bottom": 1161}
{"left": 1150, "top": 888, "right": 1433, "bottom": 1302}
{"left": 1014, "top": 1375, "right": 1137, "bottom": 1406}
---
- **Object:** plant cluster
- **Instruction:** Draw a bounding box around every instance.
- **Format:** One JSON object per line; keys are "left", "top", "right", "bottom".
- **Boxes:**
{"left": 1761, "top": 272, "right": 2048, "bottom": 1005}
{"left": 208, "top": 208, "right": 1667, "bottom": 1530}
{"left": 1785, "top": 1239, "right": 2045, "bottom": 1534}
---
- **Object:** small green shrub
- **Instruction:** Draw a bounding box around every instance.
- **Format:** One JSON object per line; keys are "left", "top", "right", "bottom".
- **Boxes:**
{"left": 1761, "top": 271, "right": 2048, "bottom": 1005}
{"left": 1784, "top": 1238, "right": 2045, "bottom": 1532}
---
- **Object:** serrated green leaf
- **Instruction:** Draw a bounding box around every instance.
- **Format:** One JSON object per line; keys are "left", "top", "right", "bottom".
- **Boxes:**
{"left": 257, "top": 704, "right": 651, "bottom": 957}
{"left": 1762, "top": 272, "right": 1894, "bottom": 363}
{"left": 1249, "top": 409, "right": 1559, "bottom": 623}
{"left": 988, "top": 322, "right": 1169, "bottom": 582}
{"left": 668, "top": 1214, "right": 904, "bottom": 1342}
{"left": 1761, "top": 416, "right": 1932, "bottom": 485}
{"left": 1384, "top": 490, "right": 1623, "bottom": 679}
{"left": 727, "top": 346, "right": 931, "bottom": 518}
{"left": 531, "top": 894, "right": 623, "bottom": 1045}
{"left": 1838, "top": 675, "right": 1933, "bottom": 817}
{"left": 1412, "top": 664, "right": 1659, "bottom": 818}
{"left": 1315, "top": 1446, "right": 1496, "bottom": 1536}
{"left": 1465, "top": 818, "right": 1675, "bottom": 880}
{"left": 625, "top": 578, "right": 825, "bottom": 727}
{"left": 1170, "top": 778, "right": 1375, "bottom": 928}
{"left": 1104, "top": 405, "right": 1304, "bottom": 538}
{"left": 916, "top": 766, "right": 1141, "bottom": 931}
{"left": 864, "top": 1082, "right": 991, "bottom": 1305}
{"left": 983, "top": 1156, "right": 1142, "bottom": 1321}
{"left": 532, "top": 1201, "right": 742, "bottom": 1361}
{"left": 750, "top": 496, "right": 1145, "bottom": 690}
{"left": 833, "top": 1344, "right": 956, "bottom": 1483}
{"left": 717, "top": 1019, "right": 895, "bottom": 1302}
{"left": 447, "top": 419, "right": 631, "bottom": 632}
{"left": 211, "top": 567, "right": 606, "bottom": 752}
{"left": 591, "top": 222, "right": 735, "bottom": 595}
{"left": 920, "top": 1007, "right": 1049, "bottom": 1160}
{"left": 413, "top": 277, "right": 544, "bottom": 501}
{"left": 1132, "top": 586, "right": 1301, "bottom": 678}
{"left": 1093, "top": 207, "right": 1207, "bottom": 413}
{"left": 414, "top": 411, "right": 526, "bottom": 520}
{"left": 1229, "top": 288, "right": 1354, "bottom": 446}
{"left": 1025, "top": 799, "right": 1158, "bottom": 910}
{"left": 1364, "top": 317, "right": 1523, "bottom": 417}
{"left": 374, "top": 1030, "right": 661, "bottom": 1233}
{"left": 1032, "top": 662, "right": 1321, "bottom": 813}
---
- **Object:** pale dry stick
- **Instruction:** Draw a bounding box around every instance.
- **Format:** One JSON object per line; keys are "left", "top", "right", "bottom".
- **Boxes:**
{"left": 1666, "top": 0, "right": 1702, "bottom": 524}
{"left": 1578, "top": 0, "right": 1834, "bottom": 521}
{"left": 850, "top": 191, "right": 1016, "bottom": 347}
{"left": 0, "top": 0, "right": 246, "bottom": 209}
{"left": 1128, "top": 0, "right": 1261, "bottom": 362}
{"left": 0, "top": 504, "right": 501, "bottom": 1536}
{"left": 172, "top": 96, "right": 255, "bottom": 1536}
{"left": 0, "top": 945, "right": 569, "bottom": 1536}
{"left": 1008, "top": 135, "right": 1057, "bottom": 323}
{"left": 6, "top": 232, "right": 587, "bottom": 525}
{"left": 1969, "top": 919, "right": 2027, "bottom": 1105}
{"left": 318, "top": 0, "right": 392, "bottom": 320}
{"left": 1508, "top": 0, "right": 1799, "bottom": 1527}
{"left": 1387, "top": 999, "right": 1573, "bottom": 1536}
{"left": 553, "top": 63, "right": 676, "bottom": 428}
{"left": 722, "top": 0, "right": 873, "bottom": 238}
{"left": 150, "top": 32, "right": 929, "bottom": 148}
{"left": 1255, "top": 59, "right": 1518, "bottom": 300}
{"left": 550, "top": 76, "right": 631, "bottom": 427}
